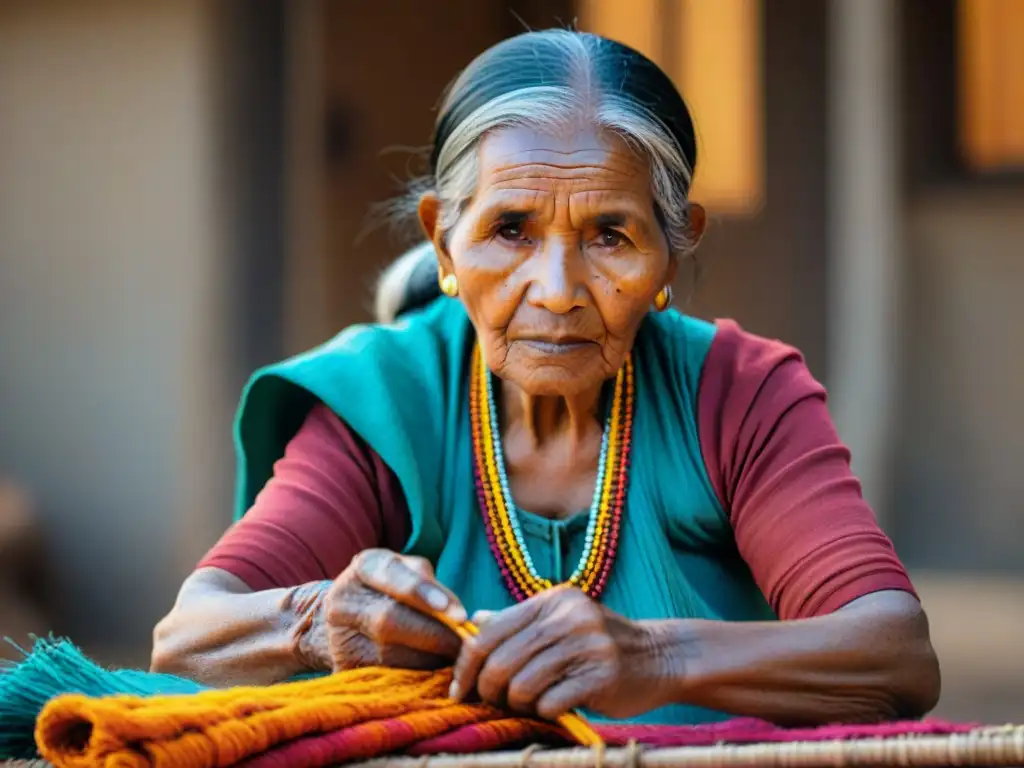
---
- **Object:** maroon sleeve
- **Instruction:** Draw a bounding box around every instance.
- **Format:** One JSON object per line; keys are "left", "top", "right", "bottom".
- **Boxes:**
{"left": 198, "top": 403, "right": 411, "bottom": 591}
{"left": 697, "top": 320, "right": 917, "bottom": 620}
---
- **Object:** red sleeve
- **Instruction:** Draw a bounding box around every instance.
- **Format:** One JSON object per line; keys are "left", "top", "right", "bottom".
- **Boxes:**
{"left": 697, "top": 320, "right": 917, "bottom": 620}
{"left": 198, "top": 403, "right": 411, "bottom": 591}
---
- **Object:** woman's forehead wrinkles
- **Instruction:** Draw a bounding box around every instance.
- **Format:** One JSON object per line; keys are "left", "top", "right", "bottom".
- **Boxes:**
{"left": 473, "top": 167, "right": 653, "bottom": 215}
{"left": 476, "top": 159, "right": 647, "bottom": 199}
{"left": 485, "top": 162, "right": 636, "bottom": 185}
{"left": 474, "top": 185, "right": 647, "bottom": 210}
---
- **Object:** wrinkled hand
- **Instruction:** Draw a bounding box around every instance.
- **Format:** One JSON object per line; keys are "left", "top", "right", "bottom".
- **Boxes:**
{"left": 450, "top": 585, "right": 669, "bottom": 720}
{"left": 300, "top": 549, "right": 467, "bottom": 672}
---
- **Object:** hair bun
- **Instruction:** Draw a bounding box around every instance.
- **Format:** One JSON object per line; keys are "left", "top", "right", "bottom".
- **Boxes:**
{"left": 374, "top": 241, "right": 440, "bottom": 323}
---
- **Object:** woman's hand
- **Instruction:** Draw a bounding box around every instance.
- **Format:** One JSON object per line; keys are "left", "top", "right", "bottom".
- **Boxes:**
{"left": 450, "top": 585, "right": 671, "bottom": 720}
{"left": 300, "top": 549, "right": 467, "bottom": 672}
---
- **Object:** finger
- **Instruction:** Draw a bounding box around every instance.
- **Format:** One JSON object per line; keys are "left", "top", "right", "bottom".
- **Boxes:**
{"left": 355, "top": 550, "right": 467, "bottom": 623}
{"left": 363, "top": 593, "right": 462, "bottom": 658}
{"left": 378, "top": 643, "right": 454, "bottom": 671}
{"left": 476, "top": 619, "right": 561, "bottom": 707}
{"left": 330, "top": 582, "right": 461, "bottom": 659}
{"left": 403, "top": 557, "right": 471, "bottom": 627}
{"left": 471, "top": 609, "right": 496, "bottom": 626}
{"left": 452, "top": 598, "right": 546, "bottom": 701}
{"left": 504, "top": 642, "right": 577, "bottom": 714}
{"left": 535, "top": 677, "right": 593, "bottom": 721}
{"left": 328, "top": 631, "right": 452, "bottom": 672}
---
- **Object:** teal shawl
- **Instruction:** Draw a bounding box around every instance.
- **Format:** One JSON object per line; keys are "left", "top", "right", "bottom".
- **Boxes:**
{"left": 236, "top": 297, "right": 775, "bottom": 725}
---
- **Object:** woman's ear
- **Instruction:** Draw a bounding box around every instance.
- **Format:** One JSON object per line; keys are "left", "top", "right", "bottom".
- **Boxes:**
{"left": 687, "top": 201, "right": 707, "bottom": 246}
{"left": 417, "top": 193, "right": 454, "bottom": 274}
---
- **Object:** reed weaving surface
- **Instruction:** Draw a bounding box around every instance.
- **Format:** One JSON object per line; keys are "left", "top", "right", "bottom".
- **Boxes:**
{"left": 31, "top": 671, "right": 1024, "bottom": 768}
{"left": 8, "top": 724, "right": 1024, "bottom": 768}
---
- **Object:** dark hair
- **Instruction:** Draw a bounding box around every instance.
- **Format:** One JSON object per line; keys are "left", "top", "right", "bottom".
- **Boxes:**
{"left": 430, "top": 31, "right": 696, "bottom": 179}
{"left": 375, "top": 29, "right": 699, "bottom": 324}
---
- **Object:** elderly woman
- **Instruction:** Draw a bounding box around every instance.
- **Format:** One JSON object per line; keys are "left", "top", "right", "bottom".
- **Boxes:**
{"left": 152, "top": 30, "right": 940, "bottom": 727}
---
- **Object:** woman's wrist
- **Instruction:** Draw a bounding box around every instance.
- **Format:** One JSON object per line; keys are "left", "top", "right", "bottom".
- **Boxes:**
{"left": 628, "top": 619, "right": 702, "bottom": 708}
{"left": 613, "top": 618, "right": 692, "bottom": 711}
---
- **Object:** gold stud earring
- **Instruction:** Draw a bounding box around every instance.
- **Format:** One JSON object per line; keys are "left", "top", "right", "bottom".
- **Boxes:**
{"left": 439, "top": 273, "right": 459, "bottom": 298}
{"left": 654, "top": 285, "right": 673, "bottom": 312}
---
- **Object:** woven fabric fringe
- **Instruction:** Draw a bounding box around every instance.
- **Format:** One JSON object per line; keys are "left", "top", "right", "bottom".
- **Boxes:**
{"left": 0, "top": 638, "right": 205, "bottom": 759}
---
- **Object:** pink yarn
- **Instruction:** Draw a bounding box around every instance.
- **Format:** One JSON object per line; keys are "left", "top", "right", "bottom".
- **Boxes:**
{"left": 242, "top": 716, "right": 980, "bottom": 768}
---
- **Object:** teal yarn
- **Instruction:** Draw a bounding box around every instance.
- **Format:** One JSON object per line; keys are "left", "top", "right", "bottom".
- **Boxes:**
{"left": 0, "top": 636, "right": 205, "bottom": 759}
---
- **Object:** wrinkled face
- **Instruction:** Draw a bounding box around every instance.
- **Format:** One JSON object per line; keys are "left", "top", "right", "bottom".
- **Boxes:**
{"left": 422, "top": 125, "right": 675, "bottom": 396}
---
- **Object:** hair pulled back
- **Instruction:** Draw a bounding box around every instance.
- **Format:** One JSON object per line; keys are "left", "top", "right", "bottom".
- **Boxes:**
{"left": 376, "top": 29, "right": 699, "bottom": 324}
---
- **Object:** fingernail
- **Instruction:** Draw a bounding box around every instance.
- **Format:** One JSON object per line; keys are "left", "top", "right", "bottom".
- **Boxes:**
{"left": 449, "top": 604, "right": 468, "bottom": 624}
{"left": 423, "top": 586, "right": 449, "bottom": 611}
{"left": 448, "top": 681, "right": 460, "bottom": 700}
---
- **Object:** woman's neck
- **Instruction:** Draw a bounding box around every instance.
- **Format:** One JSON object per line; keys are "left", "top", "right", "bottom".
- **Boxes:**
{"left": 499, "top": 380, "right": 604, "bottom": 449}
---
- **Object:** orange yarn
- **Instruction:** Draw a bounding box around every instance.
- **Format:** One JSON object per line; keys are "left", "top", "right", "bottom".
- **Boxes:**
{"left": 34, "top": 615, "right": 601, "bottom": 768}
{"left": 36, "top": 668, "right": 475, "bottom": 768}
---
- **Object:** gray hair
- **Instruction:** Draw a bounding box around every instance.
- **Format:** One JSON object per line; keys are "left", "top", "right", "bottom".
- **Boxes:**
{"left": 375, "top": 29, "right": 699, "bottom": 324}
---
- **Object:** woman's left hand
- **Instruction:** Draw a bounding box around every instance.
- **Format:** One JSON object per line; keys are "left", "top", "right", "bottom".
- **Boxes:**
{"left": 450, "top": 585, "right": 672, "bottom": 720}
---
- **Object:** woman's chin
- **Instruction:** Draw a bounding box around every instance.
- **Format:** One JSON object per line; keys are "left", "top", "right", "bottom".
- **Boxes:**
{"left": 501, "top": 352, "right": 613, "bottom": 397}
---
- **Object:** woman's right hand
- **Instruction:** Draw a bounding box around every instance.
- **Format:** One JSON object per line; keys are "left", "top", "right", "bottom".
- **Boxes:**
{"left": 299, "top": 549, "right": 467, "bottom": 672}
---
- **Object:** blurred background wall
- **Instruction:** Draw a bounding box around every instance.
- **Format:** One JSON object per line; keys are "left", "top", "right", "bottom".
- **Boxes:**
{"left": 0, "top": 0, "right": 1021, "bottom": 721}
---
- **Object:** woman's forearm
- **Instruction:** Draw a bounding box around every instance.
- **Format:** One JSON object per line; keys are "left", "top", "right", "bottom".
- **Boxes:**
{"left": 151, "top": 568, "right": 329, "bottom": 687}
{"left": 646, "top": 591, "right": 941, "bottom": 725}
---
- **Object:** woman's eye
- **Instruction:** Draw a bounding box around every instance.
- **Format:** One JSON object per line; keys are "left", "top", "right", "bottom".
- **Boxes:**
{"left": 496, "top": 223, "right": 527, "bottom": 242}
{"left": 596, "top": 229, "right": 628, "bottom": 248}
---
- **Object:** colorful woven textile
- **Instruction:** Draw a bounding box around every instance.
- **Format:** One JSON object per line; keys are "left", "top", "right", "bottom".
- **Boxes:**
{"left": 34, "top": 667, "right": 504, "bottom": 768}
{"left": 34, "top": 688, "right": 1020, "bottom": 768}
{"left": 29, "top": 657, "right": 996, "bottom": 768}
{"left": 3, "top": 619, "right": 596, "bottom": 765}
{"left": 9, "top": 637, "right": 1024, "bottom": 768}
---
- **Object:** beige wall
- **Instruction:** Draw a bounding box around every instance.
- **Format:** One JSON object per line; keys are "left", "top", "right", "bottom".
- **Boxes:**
{"left": 0, "top": 0, "right": 236, "bottom": 648}
{"left": 915, "top": 573, "right": 1024, "bottom": 722}
{"left": 893, "top": 189, "right": 1024, "bottom": 572}
{"left": 890, "top": 189, "right": 1024, "bottom": 720}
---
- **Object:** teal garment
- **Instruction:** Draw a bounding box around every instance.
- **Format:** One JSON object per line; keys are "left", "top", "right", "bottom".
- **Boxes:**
{"left": 235, "top": 298, "right": 775, "bottom": 725}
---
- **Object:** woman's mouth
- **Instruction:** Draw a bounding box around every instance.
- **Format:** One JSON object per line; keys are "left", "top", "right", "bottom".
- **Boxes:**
{"left": 516, "top": 338, "right": 596, "bottom": 355}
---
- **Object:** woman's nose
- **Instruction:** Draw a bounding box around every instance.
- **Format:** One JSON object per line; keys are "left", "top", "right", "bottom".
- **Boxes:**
{"left": 526, "top": 236, "right": 585, "bottom": 314}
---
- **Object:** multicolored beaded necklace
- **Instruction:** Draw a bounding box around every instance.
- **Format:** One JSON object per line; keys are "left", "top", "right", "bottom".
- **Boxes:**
{"left": 468, "top": 343, "right": 635, "bottom": 602}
